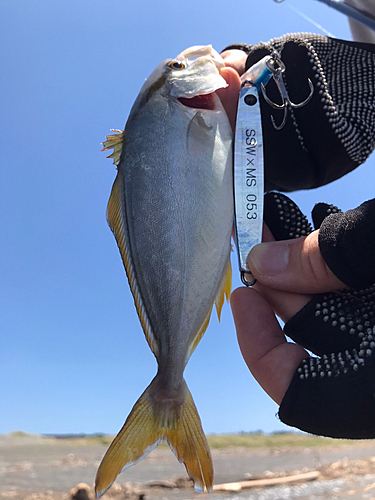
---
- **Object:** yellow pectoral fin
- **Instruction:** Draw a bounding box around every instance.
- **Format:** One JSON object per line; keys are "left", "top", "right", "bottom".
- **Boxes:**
{"left": 101, "top": 129, "right": 124, "bottom": 166}
{"left": 215, "top": 256, "right": 232, "bottom": 321}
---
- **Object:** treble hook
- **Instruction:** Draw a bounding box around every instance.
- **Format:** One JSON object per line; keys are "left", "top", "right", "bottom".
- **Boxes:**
{"left": 260, "top": 53, "right": 314, "bottom": 130}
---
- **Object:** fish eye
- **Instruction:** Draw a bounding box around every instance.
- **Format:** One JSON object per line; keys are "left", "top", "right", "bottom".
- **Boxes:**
{"left": 168, "top": 60, "right": 186, "bottom": 70}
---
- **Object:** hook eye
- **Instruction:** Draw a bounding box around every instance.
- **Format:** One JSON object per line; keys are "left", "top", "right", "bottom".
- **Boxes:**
{"left": 241, "top": 270, "right": 257, "bottom": 287}
{"left": 266, "top": 55, "right": 286, "bottom": 74}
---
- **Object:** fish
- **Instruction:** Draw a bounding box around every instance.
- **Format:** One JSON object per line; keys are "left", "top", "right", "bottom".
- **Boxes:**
{"left": 96, "top": 45, "right": 233, "bottom": 497}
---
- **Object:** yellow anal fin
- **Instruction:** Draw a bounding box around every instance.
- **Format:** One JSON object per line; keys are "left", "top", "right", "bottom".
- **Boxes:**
{"left": 101, "top": 129, "right": 124, "bottom": 166}
{"left": 95, "top": 377, "right": 213, "bottom": 498}
{"left": 214, "top": 257, "right": 232, "bottom": 321}
{"left": 187, "top": 256, "right": 232, "bottom": 361}
{"left": 187, "top": 305, "right": 212, "bottom": 360}
{"left": 107, "top": 173, "right": 158, "bottom": 356}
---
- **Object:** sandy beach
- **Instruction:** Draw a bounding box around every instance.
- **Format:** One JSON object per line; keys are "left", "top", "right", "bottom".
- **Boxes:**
{"left": 3, "top": 433, "right": 375, "bottom": 500}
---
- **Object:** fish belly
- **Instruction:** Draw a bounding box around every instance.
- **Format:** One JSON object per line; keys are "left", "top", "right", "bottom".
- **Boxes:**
{"left": 123, "top": 105, "right": 233, "bottom": 360}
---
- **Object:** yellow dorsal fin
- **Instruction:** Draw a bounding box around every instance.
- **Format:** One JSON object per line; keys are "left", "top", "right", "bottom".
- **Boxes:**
{"left": 101, "top": 129, "right": 124, "bottom": 166}
{"left": 186, "top": 256, "right": 232, "bottom": 361}
{"left": 107, "top": 173, "right": 158, "bottom": 357}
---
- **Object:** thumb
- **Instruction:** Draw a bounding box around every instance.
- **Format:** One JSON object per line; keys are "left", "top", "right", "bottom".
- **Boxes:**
{"left": 248, "top": 230, "right": 347, "bottom": 294}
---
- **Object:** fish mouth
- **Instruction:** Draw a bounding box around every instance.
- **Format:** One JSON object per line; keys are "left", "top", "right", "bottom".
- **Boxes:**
{"left": 178, "top": 92, "right": 218, "bottom": 110}
{"left": 176, "top": 69, "right": 234, "bottom": 111}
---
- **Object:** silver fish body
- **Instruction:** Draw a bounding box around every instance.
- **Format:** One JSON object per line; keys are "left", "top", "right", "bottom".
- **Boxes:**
{"left": 96, "top": 45, "right": 233, "bottom": 497}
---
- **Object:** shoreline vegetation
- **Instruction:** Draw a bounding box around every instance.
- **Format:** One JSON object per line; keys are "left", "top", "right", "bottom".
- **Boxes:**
{"left": 3, "top": 430, "right": 372, "bottom": 449}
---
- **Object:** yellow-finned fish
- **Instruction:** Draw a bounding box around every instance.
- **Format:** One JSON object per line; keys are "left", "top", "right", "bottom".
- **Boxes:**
{"left": 96, "top": 45, "right": 233, "bottom": 497}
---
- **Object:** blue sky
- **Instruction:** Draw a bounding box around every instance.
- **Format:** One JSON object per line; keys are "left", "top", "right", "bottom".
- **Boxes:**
{"left": 1, "top": 0, "right": 374, "bottom": 438}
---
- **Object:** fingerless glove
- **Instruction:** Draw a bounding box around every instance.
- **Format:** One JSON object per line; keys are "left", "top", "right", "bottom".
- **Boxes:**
{"left": 224, "top": 34, "right": 375, "bottom": 192}
{"left": 264, "top": 192, "right": 375, "bottom": 438}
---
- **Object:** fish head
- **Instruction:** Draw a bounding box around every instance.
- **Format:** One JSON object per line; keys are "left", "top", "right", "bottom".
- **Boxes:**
{"left": 135, "top": 45, "right": 229, "bottom": 113}
{"left": 167, "top": 45, "right": 228, "bottom": 99}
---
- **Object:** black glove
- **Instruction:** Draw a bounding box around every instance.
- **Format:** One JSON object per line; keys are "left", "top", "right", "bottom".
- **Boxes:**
{"left": 318, "top": 199, "right": 375, "bottom": 289}
{"left": 263, "top": 192, "right": 375, "bottom": 439}
{"left": 224, "top": 34, "right": 375, "bottom": 192}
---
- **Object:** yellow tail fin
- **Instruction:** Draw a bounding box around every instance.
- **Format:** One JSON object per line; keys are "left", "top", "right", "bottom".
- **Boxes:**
{"left": 95, "top": 377, "right": 213, "bottom": 497}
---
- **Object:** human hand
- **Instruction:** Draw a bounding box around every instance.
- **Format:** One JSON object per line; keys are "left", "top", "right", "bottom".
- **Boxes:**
{"left": 231, "top": 193, "right": 322, "bottom": 405}
{"left": 231, "top": 285, "right": 309, "bottom": 406}
{"left": 247, "top": 227, "right": 346, "bottom": 297}
{"left": 246, "top": 222, "right": 313, "bottom": 325}
{"left": 216, "top": 66, "right": 241, "bottom": 133}
{"left": 220, "top": 49, "right": 247, "bottom": 76}
{"left": 231, "top": 217, "right": 311, "bottom": 405}
{"left": 217, "top": 50, "right": 249, "bottom": 133}
{"left": 231, "top": 193, "right": 375, "bottom": 439}
{"left": 220, "top": 36, "right": 375, "bottom": 192}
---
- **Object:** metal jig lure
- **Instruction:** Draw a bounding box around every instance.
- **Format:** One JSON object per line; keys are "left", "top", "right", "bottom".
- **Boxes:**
{"left": 233, "top": 51, "right": 314, "bottom": 286}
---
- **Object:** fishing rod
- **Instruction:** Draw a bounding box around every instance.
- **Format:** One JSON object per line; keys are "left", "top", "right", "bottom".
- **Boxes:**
{"left": 274, "top": 0, "right": 375, "bottom": 31}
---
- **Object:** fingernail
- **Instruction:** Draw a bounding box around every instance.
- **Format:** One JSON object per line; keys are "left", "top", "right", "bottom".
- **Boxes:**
{"left": 247, "top": 242, "right": 290, "bottom": 276}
